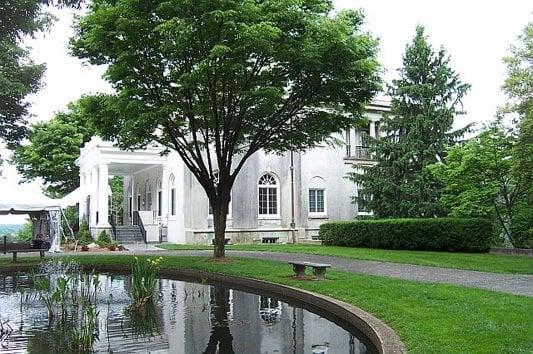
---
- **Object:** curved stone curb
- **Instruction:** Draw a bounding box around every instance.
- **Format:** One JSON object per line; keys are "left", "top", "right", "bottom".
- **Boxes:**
{"left": 1, "top": 261, "right": 406, "bottom": 353}
{"left": 91, "top": 264, "right": 406, "bottom": 354}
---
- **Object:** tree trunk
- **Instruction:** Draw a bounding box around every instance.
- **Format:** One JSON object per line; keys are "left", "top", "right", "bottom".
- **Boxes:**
{"left": 213, "top": 210, "right": 228, "bottom": 258}
{"left": 212, "top": 187, "right": 230, "bottom": 258}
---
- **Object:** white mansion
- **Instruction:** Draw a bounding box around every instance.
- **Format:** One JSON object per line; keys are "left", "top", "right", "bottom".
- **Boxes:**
{"left": 72, "top": 100, "right": 388, "bottom": 244}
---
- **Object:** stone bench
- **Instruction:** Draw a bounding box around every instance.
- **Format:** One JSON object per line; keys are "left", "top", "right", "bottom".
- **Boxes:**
{"left": 289, "top": 261, "right": 331, "bottom": 280}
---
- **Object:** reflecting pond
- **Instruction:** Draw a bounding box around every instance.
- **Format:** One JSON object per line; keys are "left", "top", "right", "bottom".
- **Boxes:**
{"left": 0, "top": 270, "right": 374, "bottom": 353}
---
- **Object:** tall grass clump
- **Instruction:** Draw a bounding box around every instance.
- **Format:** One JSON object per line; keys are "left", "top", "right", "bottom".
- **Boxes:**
{"left": 130, "top": 257, "right": 163, "bottom": 310}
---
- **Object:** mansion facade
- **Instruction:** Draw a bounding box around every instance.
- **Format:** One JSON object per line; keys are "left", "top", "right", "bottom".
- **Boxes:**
{"left": 73, "top": 100, "right": 388, "bottom": 244}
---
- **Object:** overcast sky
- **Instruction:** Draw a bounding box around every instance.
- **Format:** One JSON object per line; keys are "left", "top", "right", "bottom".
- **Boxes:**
{"left": 1, "top": 0, "right": 531, "bottom": 223}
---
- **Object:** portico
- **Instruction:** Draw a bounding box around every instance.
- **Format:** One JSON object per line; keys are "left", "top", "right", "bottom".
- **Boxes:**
{"left": 76, "top": 138, "right": 167, "bottom": 236}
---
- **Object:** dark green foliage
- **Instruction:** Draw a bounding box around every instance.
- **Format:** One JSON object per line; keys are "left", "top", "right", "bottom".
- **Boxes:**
{"left": 70, "top": 0, "right": 381, "bottom": 257}
{"left": 109, "top": 176, "right": 124, "bottom": 225}
{"left": 430, "top": 120, "right": 530, "bottom": 248}
{"left": 0, "top": 0, "right": 86, "bottom": 145}
{"left": 0, "top": 0, "right": 51, "bottom": 144}
{"left": 96, "top": 230, "right": 111, "bottom": 247}
{"left": 349, "top": 26, "right": 470, "bottom": 218}
{"left": 11, "top": 97, "right": 97, "bottom": 197}
{"left": 76, "top": 221, "right": 92, "bottom": 246}
{"left": 0, "top": 40, "right": 45, "bottom": 144}
{"left": 509, "top": 207, "right": 533, "bottom": 249}
{"left": 319, "top": 218, "right": 493, "bottom": 252}
{"left": 15, "top": 220, "right": 33, "bottom": 242}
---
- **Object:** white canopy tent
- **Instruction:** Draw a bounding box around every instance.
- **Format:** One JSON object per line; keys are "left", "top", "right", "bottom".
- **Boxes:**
{"left": 0, "top": 196, "right": 63, "bottom": 253}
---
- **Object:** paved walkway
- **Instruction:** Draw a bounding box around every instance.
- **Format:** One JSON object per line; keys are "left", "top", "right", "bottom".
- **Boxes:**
{"left": 3, "top": 248, "right": 531, "bottom": 296}
{"left": 134, "top": 249, "right": 533, "bottom": 297}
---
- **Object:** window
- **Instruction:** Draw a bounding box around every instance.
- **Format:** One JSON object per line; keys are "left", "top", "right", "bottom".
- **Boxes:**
{"left": 258, "top": 173, "right": 278, "bottom": 216}
{"left": 156, "top": 179, "right": 162, "bottom": 217}
{"left": 309, "top": 189, "right": 325, "bottom": 213}
{"left": 357, "top": 188, "right": 371, "bottom": 213}
{"left": 169, "top": 174, "right": 176, "bottom": 216}
{"left": 171, "top": 188, "right": 176, "bottom": 215}
{"left": 308, "top": 176, "right": 327, "bottom": 216}
{"left": 145, "top": 180, "right": 152, "bottom": 211}
{"left": 345, "top": 128, "right": 351, "bottom": 156}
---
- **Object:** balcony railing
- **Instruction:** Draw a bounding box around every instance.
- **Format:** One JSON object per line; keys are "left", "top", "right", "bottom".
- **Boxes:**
{"left": 353, "top": 146, "right": 372, "bottom": 160}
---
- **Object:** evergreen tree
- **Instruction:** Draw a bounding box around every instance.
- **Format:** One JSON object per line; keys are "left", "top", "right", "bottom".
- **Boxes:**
{"left": 350, "top": 26, "right": 470, "bottom": 217}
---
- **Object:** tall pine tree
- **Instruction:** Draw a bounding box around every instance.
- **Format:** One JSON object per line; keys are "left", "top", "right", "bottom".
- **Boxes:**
{"left": 350, "top": 26, "right": 470, "bottom": 217}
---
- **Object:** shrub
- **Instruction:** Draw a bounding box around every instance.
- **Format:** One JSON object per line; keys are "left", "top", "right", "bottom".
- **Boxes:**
{"left": 319, "top": 218, "right": 493, "bottom": 252}
{"left": 510, "top": 208, "right": 533, "bottom": 249}
{"left": 96, "top": 231, "right": 111, "bottom": 247}
{"left": 77, "top": 222, "right": 92, "bottom": 246}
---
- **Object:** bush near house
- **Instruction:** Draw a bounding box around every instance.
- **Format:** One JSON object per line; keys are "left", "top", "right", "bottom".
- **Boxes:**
{"left": 319, "top": 218, "right": 493, "bottom": 252}
{"left": 96, "top": 230, "right": 112, "bottom": 247}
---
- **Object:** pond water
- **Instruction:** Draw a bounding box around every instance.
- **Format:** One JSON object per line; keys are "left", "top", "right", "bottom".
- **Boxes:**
{"left": 0, "top": 269, "right": 374, "bottom": 353}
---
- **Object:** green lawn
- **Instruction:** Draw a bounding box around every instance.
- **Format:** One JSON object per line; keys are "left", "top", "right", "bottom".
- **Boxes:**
{"left": 1, "top": 254, "right": 530, "bottom": 353}
{"left": 156, "top": 243, "right": 533, "bottom": 275}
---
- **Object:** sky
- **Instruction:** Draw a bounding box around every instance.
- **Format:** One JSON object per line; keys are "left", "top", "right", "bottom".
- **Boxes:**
{"left": 0, "top": 0, "right": 531, "bottom": 223}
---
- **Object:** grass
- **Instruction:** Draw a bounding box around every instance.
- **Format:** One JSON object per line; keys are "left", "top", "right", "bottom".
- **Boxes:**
{"left": 2, "top": 254, "right": 532, "bottom": 353}
{"left": 156, "top": 243, "right": 533, "bottom": 274}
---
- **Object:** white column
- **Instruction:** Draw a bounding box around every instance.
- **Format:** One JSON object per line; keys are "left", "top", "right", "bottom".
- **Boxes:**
{"left": 90, "top": 166, "right": 98, "bottom": 227}
{"left": 130, "top": 175, "right": 135, "bottom": 225}
{"left": 97, "top": 163, "right": 110, "bottom": 227}
{"left": 79, "top": 172, "right": 85, "bottom": 221}
{"left": 161, "top": 166, "right": 169, "bottom": 224}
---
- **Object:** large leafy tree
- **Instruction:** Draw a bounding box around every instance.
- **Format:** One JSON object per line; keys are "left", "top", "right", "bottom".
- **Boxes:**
{"left": 350, "top": 26, "right": 470, "bottom": 218}
{"left": 70, "top": 0, "right": 381, "bottom": 257}
{"left": 503, "top": 21, "right": 532, "bottom": 201}
{"left": 504, "top": 21, "right": 533, "bottom": 248}
{"left": 0, "top": 0, "right": 85, "bottom": 145}
{"left": 430, "top": 121, "right": 530, "bottom": 248}
{"left": 0, "top": 0, "right": 50, "bottom": 144}
{"left": 11, "top": 97, "right": 97, "bottom": 197}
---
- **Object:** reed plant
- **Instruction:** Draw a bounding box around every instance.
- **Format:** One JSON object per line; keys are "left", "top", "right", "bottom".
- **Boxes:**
{"left": 129, "top": 257, "right": 163, "bottom": 310}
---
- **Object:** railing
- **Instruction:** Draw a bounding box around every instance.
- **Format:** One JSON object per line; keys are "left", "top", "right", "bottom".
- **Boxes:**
{"left": 353, "top": 146, "right": 372, "bottom": 160}
{"left": 132, "top": 211, "right": 147, "bottom": 244}
{"left": 109, "top": 213, "right": 117, "bottom": 241}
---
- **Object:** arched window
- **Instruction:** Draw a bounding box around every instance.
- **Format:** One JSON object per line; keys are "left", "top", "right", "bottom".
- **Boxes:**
{"left": 169, "top": 174, "right": 176, "bottom": 216}
{"left": 145, "top": 180, "right": 152, "bottom": 211}
{"left": 308, "top": 176, "right": 326, "bottom": 215}
{"left": 156, "top": 178, "right": 162, "bottom": 217}
{"left": 258, "top": 173, "right": 279, "bottom": 217}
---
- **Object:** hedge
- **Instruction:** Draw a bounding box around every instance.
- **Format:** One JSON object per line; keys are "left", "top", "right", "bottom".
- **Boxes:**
{"left": 319, "top": 218, "right": 493, "bottom": 252}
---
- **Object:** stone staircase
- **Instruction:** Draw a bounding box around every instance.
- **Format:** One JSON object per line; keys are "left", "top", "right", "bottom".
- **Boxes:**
{"left": 113, "top": 225, "right": 145, "bottom": 244}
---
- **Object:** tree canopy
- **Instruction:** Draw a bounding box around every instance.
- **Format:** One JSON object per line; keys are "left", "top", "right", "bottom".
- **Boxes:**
{"left": 0, "top": 0, "right": 50, "bottom": 144}
{"left": 11, "top": 97, "right": 97, "bottom": 197}
{"left": 70, "top": 0, "right": 381, "bottom": 257}
{"left": 0, "top": 0, "right": 86, "bottom": 145}
{"left": 430, "top": 21, "right": 533, "bottom": 249}
{"left": 350, "top": 26, "right": 470, "bottom": 218}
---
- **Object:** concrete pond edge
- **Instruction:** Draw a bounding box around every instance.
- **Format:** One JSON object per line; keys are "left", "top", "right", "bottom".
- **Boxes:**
{"left": 96, "top": 264, "right": 406, "bottom": 354}
{"left": 1, "top": 261, "right": 406, "bottom": 354}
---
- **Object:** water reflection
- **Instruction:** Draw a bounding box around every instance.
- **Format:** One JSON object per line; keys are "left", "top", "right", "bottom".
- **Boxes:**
{"left": 204, "top": 286, "right": 234, "bottom": 353}
{"left": 0, "top": 273, "right": 372, "bottom": 353}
